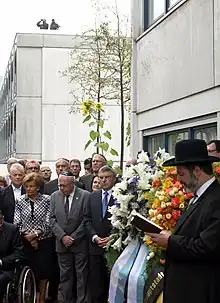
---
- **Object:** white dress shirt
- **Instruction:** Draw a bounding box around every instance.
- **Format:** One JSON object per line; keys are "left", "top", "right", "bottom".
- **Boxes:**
{"left": 101, "top": 189, "right": 113, "bottom": 204}
{"left": 12, "top": 184, "right": 22, "bottom": 201}
{"left": 67, "top": 188, "right": 76, "bottom": 212}
{"left": 191, "top": 176, "right": 216, "bottom": 205}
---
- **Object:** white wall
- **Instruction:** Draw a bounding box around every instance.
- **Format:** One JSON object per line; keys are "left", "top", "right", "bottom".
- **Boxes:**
{"left": 41, "top": 48, "right": 130, "bottom": 163}
{"left": 131, "top": 0, "right": 220, "bottom": 155}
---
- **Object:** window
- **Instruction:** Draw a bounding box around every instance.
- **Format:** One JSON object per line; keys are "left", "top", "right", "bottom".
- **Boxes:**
{"left": 168, "top": 130, "right": 188, "bottom": 155}
{"left": 169, "top": 0, "right": 180, "bottom": 7}
{"left": 148, "top": 0, "right": 165, "bottom": 26}
{"left": 148, "top": 134, "right": 165, "bottom": 155}
{"left": 144, "top": 0, "right": 182, "bottom": 30}
{"left": 193, "top": 126, "right": 217, "bottom": 143}
{"left": 143, "top": 123, "right": 217, "bottom": 155}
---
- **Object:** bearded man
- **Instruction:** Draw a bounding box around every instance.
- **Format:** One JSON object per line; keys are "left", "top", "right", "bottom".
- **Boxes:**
{"left": 148, "top": 139, "right": 220, "bottom": 303}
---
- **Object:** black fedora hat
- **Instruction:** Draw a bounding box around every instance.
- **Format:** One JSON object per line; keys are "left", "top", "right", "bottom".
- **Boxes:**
{"left": 163, "top": 139, "right": 220, "bottom": 166}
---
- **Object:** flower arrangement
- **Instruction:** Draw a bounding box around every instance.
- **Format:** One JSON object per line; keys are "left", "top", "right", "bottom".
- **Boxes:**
{"left": 213, "top": 162, "right": 220, "bottom": 183}
{"left": 107, "top": 149, "right": 170, "bottom": 252}
{"left": 146, "top": 167, "right": 193, "bottom": 233}
{"left": 144, "top": 167, "right": 193, "bottom": 271}
{"left": 107, "top": 149, "right": 192, "bottom": 271}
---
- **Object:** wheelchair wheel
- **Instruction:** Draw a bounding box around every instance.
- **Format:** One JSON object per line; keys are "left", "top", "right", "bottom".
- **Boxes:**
{"left": 3, "top": 281, "right": 13, "bottom": 303}
{"left": 17, "top": 266, "right": 36, "bottom": 303}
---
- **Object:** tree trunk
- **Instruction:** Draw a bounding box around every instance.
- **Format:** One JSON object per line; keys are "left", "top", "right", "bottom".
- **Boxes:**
{"left": 120, "top": 63, "right": 124, "bottom": 172}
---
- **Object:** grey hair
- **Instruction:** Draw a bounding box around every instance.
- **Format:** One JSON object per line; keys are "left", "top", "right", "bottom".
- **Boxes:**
{"left": 98, "top": 165, "right": 116, "bottom": 177}
{"left": 10, "top": 163, "right": 25, "bottom": 174}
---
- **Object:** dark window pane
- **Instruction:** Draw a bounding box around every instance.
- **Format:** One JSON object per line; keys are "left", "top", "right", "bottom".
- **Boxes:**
{"left": 168, "top": 131, "right": 188, "bottom": 156}
{"left": 148, "top": 0, "right": 165, "bottom": 25}
{"left": 148, "top": 134, "right": 165, "bottom": 155}
{"left": 193, "top": 125, "right": 217, "bottom": 143}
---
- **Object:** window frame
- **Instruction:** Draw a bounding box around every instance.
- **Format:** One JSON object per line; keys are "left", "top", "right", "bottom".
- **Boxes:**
{"left": 143, "top": 0, "right": 184, "bottom": 32}
{"left": 143, "top": 123, "right": 217, "bottom": 155}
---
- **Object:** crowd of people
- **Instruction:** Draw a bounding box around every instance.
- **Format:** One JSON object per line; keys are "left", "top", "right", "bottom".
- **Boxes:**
{"left": 0, "top": 153, "right": 123, "bottom": 303}
{"left": 1, "top": 139, "right": 220, "bottom": 303}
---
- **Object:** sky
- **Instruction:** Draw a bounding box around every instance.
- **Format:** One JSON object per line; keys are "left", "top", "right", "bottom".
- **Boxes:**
{"left": 0, "top": 0, "right": 130, "bottom": 78}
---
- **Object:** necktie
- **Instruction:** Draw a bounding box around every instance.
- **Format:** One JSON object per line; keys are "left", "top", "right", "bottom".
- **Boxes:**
{"left": 102, "top": 191, "right": 109, "bottom": 218}
{"left": 64, "top": 196, "right": 70, "bottom": 218}
{"left": 187, "top": 193, "right": 198, "bottom": 209}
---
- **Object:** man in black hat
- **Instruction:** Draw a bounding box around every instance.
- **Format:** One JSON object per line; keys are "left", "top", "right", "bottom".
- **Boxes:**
{"left": 0, "top": 210, "right": 23, "bottom": 301}
{"left": 147, "top": 139, "right": 220, "bottom": 303}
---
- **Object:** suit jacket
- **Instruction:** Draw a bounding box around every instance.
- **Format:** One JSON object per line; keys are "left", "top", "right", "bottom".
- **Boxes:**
{"left": 164, "top": 180, "right": 220, "bottom": 303}
{"left": 0, "top": 188, "right": 5, "bottom": 212}
{"left": 80, "top": 174, "right": 94, "bottom": 192}
{"left": 85, "top": 189, "right": 114, "bottom": 255}
{"left": 2, "top": 185, "right": 26, "bottom": 223}
{"left": 0, "top": 222, "right": 23, "bottom": 278}
{"left": 50, "top": 187, "right": 90, "bottom": 253}
{"left": 44, "top": 178, "right": 84, "bottom": 196}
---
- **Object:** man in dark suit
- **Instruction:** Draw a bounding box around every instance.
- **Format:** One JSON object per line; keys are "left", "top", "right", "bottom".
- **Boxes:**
{"left": 1, "top": 163, "right": 25, "bottom": 223}
{"left": 44, "top": 158, "right": 84, "bottom": 195}
{"left": 50, "top": 170, "right": 90, "bottom": 303}
{"left": 44, "top": 158, "right": 72, "bottom": 303}
{"left": 80, "top": 154, "right": 107, "bottom": 192}
{"left": 0, "top": 210, "right": 23, "bottom": 301}
{"left": 85, "top": 166, "right": 117, "bottom": 303}
{"left": 148, "top": 139, "right": 220, "bottom": 303}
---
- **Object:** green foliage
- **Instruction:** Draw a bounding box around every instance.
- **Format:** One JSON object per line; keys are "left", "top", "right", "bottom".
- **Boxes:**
{"left": 110, "top": 148, "right": 119, "bottom": 156}
{"left": 104, "top": 130, "right": 112, "bottom": 140}
{"left": 113, "top": 165, "right": 122, "bottom": 176}
{"left": 83, "top": 115, "right": 91, "bottom": 123}
{"left": 105, "top": 248, "right": 121, "bottom": 272}
{"left": 90, "top": 130, "right": 99, "bottom": 141}
{"left": 82, "top": 99, "right": 119, "bottom": 158}
{"left": 63, "top": 0, "right": 132, "bottom": 169}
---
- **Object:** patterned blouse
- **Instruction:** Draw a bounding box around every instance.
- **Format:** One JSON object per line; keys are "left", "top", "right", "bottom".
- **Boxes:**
{"left": 14, "top": 193, "right": 52, "bottom": 240}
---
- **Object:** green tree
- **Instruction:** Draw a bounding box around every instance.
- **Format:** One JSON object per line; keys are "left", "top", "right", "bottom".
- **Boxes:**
{"left": 63, "top": 0, "right": 131, "bottom": 171}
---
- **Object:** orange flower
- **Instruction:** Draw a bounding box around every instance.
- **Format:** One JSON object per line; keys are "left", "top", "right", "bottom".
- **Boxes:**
{"left": 152, "top": 179, "right": 162, "bottom": 188}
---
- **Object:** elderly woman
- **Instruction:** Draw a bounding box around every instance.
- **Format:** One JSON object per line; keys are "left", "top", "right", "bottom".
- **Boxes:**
{"left": 14, "top": 173, "right": 53, "bottom": 303}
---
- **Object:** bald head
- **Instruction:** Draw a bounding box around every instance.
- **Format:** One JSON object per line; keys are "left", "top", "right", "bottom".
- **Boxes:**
{"left": 58, "top": 173, "right": 75, "bottom": 196}
{"left": 125, "top": 159, "right": 137, "bottom": 168}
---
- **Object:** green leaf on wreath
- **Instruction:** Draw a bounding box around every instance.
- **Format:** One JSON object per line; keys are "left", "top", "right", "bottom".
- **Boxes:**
{"left": 104, "top": 130, "right": 112, "bottom": 140}
{"left": 110, "top": 148, "right": 118, "bottom": 156}
{"left": 83, "top": 115, "right": 91, "bottom": 123}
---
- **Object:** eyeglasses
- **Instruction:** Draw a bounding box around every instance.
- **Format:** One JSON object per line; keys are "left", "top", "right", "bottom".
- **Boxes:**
{"left": 28, "top": 167, "right": 39, "bottom": 171}
{"left": 208, "top": 149, "right": 217, "bottom": 153}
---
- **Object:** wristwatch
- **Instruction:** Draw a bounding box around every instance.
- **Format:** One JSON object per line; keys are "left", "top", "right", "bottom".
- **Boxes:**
{"left": 34, "top": 231, "right": 39, "bottom": 238}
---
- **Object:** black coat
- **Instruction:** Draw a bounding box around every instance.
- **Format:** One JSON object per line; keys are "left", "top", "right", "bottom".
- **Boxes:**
{"left": 164, "top": 180, "right": 220, "bottom": 303}
{"left": 85, "top": 189, "right": 114, "bottom": 255}
{"left": 0, "top": 222, "right": 23, "bottom": 278}
{"left": 1, "top": 185, "right": 26, "bottom": 223}
{"left": 44, "top": 178, "right": 84, "bottom": 195}
{"left": 80, "top": 174, "right": 94, "bottom": 192}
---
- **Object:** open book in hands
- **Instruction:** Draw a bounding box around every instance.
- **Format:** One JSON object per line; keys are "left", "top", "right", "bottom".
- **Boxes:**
{"left": 131, "top": 212, "right": 163, "bottom": 234}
